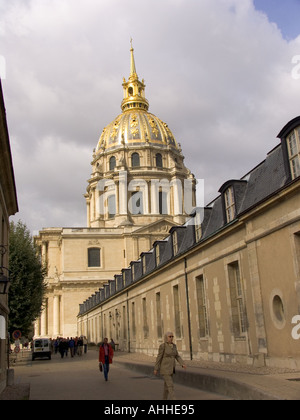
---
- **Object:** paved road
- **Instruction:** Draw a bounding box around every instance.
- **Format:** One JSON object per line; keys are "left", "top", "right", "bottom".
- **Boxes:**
{"left": 13, "top": 350, "right": 229, "bottom": 401}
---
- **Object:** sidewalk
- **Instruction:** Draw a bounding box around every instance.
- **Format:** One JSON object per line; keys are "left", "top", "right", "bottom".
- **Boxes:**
{"left": 2, "top": 348, "right": 300, "bottom": 400}
{"left": 114, "top": 351, "right": 300, "bottom": 400}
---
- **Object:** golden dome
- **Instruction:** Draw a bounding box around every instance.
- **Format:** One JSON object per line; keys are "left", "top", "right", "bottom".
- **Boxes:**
{"left": 96, "top": 43, "right": 180, "bottom": 154}
{"left": 96, "top": 110, "right": 178, "bottom": 152}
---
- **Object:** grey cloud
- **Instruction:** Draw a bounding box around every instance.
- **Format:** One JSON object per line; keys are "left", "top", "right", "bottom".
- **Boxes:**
{"left": 1, "top": 0, "right": 299, "bottom": 232}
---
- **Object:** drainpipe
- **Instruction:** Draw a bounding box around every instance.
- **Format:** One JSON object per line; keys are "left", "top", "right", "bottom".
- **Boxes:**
{"left": 101, "top": 309, "right": 103, "bottom": 342}
{"left": 184, "top": 257, "right": 193, "bottom": 360}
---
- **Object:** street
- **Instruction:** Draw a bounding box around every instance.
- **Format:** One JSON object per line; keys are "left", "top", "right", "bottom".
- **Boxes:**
{"left": 12, "top": 349, "right": 229, "bottom": 401}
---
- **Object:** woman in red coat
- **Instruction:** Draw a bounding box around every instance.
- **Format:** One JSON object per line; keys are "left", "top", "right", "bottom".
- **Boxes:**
{"left": 99, "top": 337, "right": 114, "bottom": 381}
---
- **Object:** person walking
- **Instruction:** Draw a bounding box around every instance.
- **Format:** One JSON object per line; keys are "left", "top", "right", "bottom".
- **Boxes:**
{"left": 77, "top": 336, "right": 83, "bottom": 356}
{"left": 83, "top": 336, "right": 88, "bottom": 354}
{"left": 109, "top": 338, "right": 115, "bottom": 351}
{"left": 154, "top": 332, "right": 186, "bottom": 400}
{"left": 58, "top": 339, "right": 67, "bottom": 359}
{"left": 99, "top": 337, "right": 114, "bottom": 381}
{"left": 69, "top": 337, "right": 75, "bottom": 357}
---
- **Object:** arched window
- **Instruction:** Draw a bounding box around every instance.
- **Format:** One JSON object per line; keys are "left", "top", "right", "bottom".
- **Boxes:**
{"left": 128, "top": 87, "right": 133, "bottom": 96}
{"left": 88, "top": 248, "right": 101, "bottom": 267}
{"left": 131, "top": 153, "right": 140, "bottom": 167}
{"left": 109, "top": 156, "right": 116, "bottom": 171}
{"left": 156, "top": 153, "right": 163, "bottom": 168}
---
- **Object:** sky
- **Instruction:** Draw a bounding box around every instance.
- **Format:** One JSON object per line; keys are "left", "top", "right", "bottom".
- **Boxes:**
{"left": 0, "top": 0, "right": 300, "bottom": 235}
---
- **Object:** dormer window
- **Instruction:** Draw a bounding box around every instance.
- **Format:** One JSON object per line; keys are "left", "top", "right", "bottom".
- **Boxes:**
{"left": 155, "top": 246, "right": 160, "bottom": 266}
{"left": 287, "top": 127, "right": 300, "bottom": 179}
{"left": 195, "top": 211, "right": 202, "bottom": 242}
{"left": 172, "top": 231, "right": 178, "bottom": 256}
{"left": 224, "top": 186, "right": 236, "bottom": 222}
{"left": 142, "top": 255, "right": 147, "bottom": 274}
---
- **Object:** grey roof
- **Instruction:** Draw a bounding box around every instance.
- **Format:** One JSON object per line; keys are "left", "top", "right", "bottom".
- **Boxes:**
{"left": 79, "top": 120, "right": 299, "bottom": 316}
{"left": 239, "top": 145, "right": 288, "bottom": 213}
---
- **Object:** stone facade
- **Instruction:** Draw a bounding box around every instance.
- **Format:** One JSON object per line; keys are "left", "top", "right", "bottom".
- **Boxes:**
{"left": 34, "top": 46, "right": 196, "bottom": 339}
{"left": 78, "top": 117, "right": 300, "bottom": 369}
{"left": 0, "top": 80, "right": 18, "bottom": 394}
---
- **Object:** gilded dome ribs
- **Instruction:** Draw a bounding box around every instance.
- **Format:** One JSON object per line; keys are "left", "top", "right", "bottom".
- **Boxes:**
{"left": 89, "top": 44, "right": 195, "bottom": 229}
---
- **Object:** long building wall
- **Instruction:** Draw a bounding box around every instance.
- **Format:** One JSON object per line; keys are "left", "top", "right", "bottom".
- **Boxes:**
{"left": 78, "top": 179, "right": 300, "bottom": 369}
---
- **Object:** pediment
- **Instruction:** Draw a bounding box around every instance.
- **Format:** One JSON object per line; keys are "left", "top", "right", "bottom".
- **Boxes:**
{"left": 133, "top": 218, "right": 178, "bottom": 235}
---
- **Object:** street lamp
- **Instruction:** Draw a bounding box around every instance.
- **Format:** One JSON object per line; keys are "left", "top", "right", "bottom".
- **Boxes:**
{"left": 0, "top": 267, "right": 10, "bottom": 294}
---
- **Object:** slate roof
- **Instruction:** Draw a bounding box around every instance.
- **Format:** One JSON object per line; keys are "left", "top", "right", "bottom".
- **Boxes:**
{"left": 79, "top": 120, "right": 299, "bottom": 316}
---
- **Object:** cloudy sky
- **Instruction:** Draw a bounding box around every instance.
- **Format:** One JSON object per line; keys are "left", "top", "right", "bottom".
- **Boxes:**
{"left": 1, "top": 0, "right": 300, "bottom": 234}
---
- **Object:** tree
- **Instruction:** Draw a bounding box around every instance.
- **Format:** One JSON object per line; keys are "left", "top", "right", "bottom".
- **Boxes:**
{"left": 8, "top": 220, "right": 47, "bottom": 338}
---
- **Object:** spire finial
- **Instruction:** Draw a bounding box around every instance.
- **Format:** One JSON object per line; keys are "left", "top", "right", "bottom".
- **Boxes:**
{"left": 130, "top": 38, "right": 137, "bottom": 77}
{"left": 121, "top": 42, "right": 149, "bottom": 112}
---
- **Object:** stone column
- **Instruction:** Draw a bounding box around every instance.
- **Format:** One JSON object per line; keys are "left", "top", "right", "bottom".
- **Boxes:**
{"left": 40, "top": 302, "right": 47, "bottom": 337}
{"left": 53, "top": 295, "right": 60, "bottom": 337}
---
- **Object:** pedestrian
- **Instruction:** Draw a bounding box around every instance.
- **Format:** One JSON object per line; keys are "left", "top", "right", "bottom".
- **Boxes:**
{"left": 83, "top": 336, "right": 88, "bottom": 354}
{"left": 58, "top": 339, "right": 66, "bottom": 359}
{"left": 69, "top": 337, "right": 75, "bottom": 357}
{"left": 65, "top": 337, "right": 69, "bottom": 357}
{"left": 109, "top": 338, "right": 115, "bottom": 351}
{"left": 154, "top": 331, "right": 186, "bottom": 400}
{"left": 77, "top": 336, "right": 83, "bottom": 356}
{"left": 54, "top": 338, "right": 59, "bottom": 354}
{"left": 99, "top": 337, "right": 114, "bottom": 381}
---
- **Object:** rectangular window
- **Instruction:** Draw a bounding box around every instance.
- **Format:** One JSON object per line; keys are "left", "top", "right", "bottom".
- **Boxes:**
{"left": 108, "top": 194, "right": 116, "bottom": 219}
{"left": 173, "top": 285, "right": 181, "bottom": 338}
{"left": 122, "top": 306, "right": 127, "bottom": 339}
{"left": 225, "top": 186, "right": 236, "bottom": 222}
{"left": 228, "top": 261, "right": 247, "bottom": 337}
{"left": 294, "top": 232, "right": 300, "bottom": 279}
{"left": 88, "top": 248, "right": 101, "bottom": 267}
{"left": 142, "top": 298, "right": 149, "bottom": 339}
{"left": 103, "top": 314, "right": 107, "bottom": 338}
{"left": 287, "top": 128, "right": 300, "bottom": 179}
{"left": 131, "top": 302, "right": 136, "bottom": 339}
{"left": 159, "top": 191, "right": 168, "bottom": 215}
{"left": 196, "top": 275, "right": 209, "bottom": 338}
{"left": 130, "top": 191, "right": 144, "bottom": 215}
{"left": 1, "top": 216, "right": 4, "bottom": 266}
{"left": 156, "top": 292, "right": 162, "bottom": 339}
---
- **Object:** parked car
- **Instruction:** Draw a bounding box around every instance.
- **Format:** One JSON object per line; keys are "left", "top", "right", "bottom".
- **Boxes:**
{"left": 32, "top": 338, "right": 51, "bottom": 361}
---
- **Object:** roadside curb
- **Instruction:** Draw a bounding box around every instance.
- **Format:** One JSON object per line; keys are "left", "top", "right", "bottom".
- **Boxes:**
{"left": 116, "top": 360, "right": 281, "bottom": 400}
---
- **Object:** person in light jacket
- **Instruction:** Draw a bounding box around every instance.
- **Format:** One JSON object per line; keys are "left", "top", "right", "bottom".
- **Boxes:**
{"left": 154, "top": 332, "right": 186, "bottom": 400}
